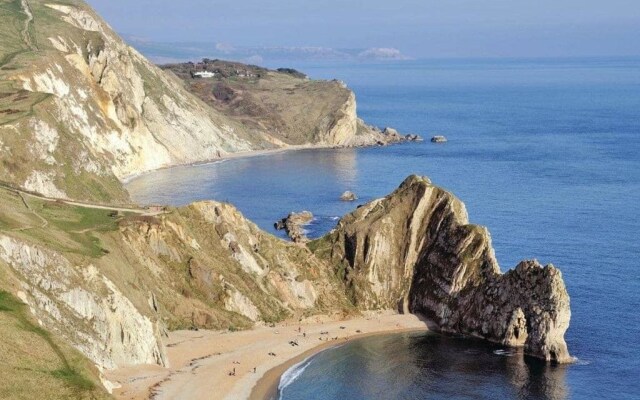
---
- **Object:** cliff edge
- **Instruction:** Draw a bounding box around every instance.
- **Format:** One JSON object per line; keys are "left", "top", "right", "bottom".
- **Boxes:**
{"left": 0, "top": 1, "right": 406, "bottom": 204}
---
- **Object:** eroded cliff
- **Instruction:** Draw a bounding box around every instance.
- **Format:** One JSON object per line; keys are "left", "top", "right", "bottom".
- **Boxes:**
{"left": 0, "top": 187, "right": 352, "bottom": 376}
{"left": 0, "top": 1, "right": 406, "bottom": 203}
{"left": 312, "top": 175, "right": 572, "bottom": 363}
{"left": 0, "top": 172, "right": 573, "bottom": 398}
{"left": 162, "top": 60, "right": 409, "bottom": 148}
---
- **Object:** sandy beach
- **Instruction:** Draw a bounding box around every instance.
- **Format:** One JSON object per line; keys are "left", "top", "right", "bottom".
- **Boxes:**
{"left": 105, "top": 311, "right": 429, "bottom": 400}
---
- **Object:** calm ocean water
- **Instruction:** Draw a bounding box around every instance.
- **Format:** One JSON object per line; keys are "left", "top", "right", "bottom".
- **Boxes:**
{"left": 127, "top": 58, "right": 640, "bottom": 399}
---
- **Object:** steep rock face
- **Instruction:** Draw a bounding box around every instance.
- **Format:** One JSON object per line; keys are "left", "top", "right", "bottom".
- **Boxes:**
{"left": 0, "top": 2, "right": 409, "bottom": 203}
{"left": 0, "top": 235, "right": 167, "bottom": 369}
{"left": 162, "top": 60, "right": 408, "bottom": 148}
{"left": 1, "top": 0, "right": 256, "bottom": 202}
{"left": 313, "top": 175, "right": 572, "bottom": 363}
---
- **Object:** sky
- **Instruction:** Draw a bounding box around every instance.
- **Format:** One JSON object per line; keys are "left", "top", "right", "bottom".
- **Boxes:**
{"left": 86, "top": 0, "right": 640, "bottom": 59}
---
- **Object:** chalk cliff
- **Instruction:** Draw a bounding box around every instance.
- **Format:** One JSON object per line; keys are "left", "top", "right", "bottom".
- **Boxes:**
{"left": 0, "top": 1, "right": 405, "bottom": 203}
{"left": 312, "top": 176, "right": 572, "bottom": 363}
{"left": 162, "top": 60, "right": 408, "bottom": 148}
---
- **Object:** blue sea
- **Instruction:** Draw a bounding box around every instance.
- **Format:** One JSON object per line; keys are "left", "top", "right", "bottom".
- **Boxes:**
{"left": 126, "top": 58, "right": 640, "bottom": 399}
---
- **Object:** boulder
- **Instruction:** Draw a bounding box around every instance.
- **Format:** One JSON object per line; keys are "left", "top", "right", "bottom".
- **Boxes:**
{"left": 431, "top": 135, "right": 448, "bottom": 143}
{"left": 340, "top": 191, "right": 358, "bottom": 201}
{"left": 405, "top": 134, "right": 423, "bottom": 141}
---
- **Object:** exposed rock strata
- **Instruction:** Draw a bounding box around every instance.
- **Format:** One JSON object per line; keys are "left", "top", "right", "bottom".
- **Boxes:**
{"left": 0, "top": 235, "right": 167, "bottom": 369}
{"left": 0, "top": 196, "right": 351, "bottom": 372}
{"left": 312, "top": 175, "right": 572, "bottom": 363}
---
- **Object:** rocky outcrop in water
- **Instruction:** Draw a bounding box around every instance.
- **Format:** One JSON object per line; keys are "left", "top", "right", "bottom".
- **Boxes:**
{"left": 340, "top": 191, "right": 358, "bottom": 201}
{"left": 275, "top": 211, "right": 314, "bottom": 242}
{"left": 312, "top": 175, "right": 572, "bottom": 363}
{"left": 431, "top": 135, "right": 448, "bottom": 143}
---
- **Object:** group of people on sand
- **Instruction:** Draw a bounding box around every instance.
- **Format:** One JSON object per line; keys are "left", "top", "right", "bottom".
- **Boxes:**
{"left": 318, "top": 336, "right": 342, "bottom": 341}
{"left": 228, "top": 360, "right": 257, "bottom": 376}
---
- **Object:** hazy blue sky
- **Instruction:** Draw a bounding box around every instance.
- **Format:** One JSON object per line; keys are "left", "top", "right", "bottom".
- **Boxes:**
{"left": 87, "top": 0, "right": 640, "bottom": 58}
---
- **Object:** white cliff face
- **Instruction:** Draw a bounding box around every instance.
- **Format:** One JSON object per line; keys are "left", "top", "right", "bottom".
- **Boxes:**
{"left": 190, "top": 201, "right": 337, "bottom": 313}
{"left": 1, "top": 1, "right": 404, "bottom": 202}
{"left": 23, "top": 171, "right": 67, "bottom": 198}
{"left": 1, "top": 1, "right": 256, "bottom": 202}
{"left": 224, "top": 288, "right": 261, "bottom": 321}
{"left": 0, "top": 235, "right": 167, "bottom": 369}
{"left": 41, "top": 3, "right": 253, "bottom": 180}
{"left": 323, "top": 92, "right": 358, "bottom": 146}
{"left": 31, "top": 120, "right": 59, "bottom": 165}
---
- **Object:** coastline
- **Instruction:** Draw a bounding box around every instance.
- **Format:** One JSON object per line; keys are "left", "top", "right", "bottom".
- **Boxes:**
{"left": 121, "top": 138, "right": 417, "bottom": 187}
{"left": 121, "top": 144, "right": 342, "bottom": 185}
{"left": 105, "top": 311, "right": 429, "bottom": 400}
{"left": 249, "top": 326, "right": 429, "bottom": 400}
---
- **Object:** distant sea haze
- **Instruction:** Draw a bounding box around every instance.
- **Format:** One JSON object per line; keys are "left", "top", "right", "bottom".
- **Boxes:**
{"left": 125, "top": 37, "right": 411, "bottom": 64}
{"left": 127, "top": 57, "right": 640, "bottom": 399}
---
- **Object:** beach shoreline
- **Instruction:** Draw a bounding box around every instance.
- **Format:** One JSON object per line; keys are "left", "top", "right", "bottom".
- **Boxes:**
{"left": 121, "top": 144, "right": 342, "bottom": 185}
{"left": 121, "top": 139, "right": 417, "bottom": 187}
{"left": 249, "top": 326, "right": 429, "bottom": 400}
{"left": 105, "top": 311, "right": 429, "bottom": 400}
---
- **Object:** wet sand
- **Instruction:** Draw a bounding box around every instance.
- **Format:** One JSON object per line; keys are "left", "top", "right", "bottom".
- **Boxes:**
{"left": 105, "top": 311, "right": 429, "bottom": 400}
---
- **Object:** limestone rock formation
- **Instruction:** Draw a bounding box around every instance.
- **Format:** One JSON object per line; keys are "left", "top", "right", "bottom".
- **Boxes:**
{"left": 275, "top": 211, "right": 314, "bottom": 242}
{"left": 312, "top": 175, "right": 572, "bottom": 363}
{"left": 340, "top": 191, "right": 358, "bottom": 201}
{"left": 0, "top": 235, "right": 168, "bottom": 369}
{"left": 164, "top": 60, "right": 415, "bottom": 149}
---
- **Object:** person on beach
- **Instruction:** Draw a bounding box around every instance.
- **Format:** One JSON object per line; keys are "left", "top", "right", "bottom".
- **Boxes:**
{"left": 253, "top": 367, "right": 257, "bottom": 373}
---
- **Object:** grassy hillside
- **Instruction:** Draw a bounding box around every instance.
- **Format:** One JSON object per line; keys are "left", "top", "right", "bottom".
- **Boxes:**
{"left": 163, "top": 60, "right": 359, "bottom": 145}
{"left": 0, "top": 283, "right": 109, "bottom": 399}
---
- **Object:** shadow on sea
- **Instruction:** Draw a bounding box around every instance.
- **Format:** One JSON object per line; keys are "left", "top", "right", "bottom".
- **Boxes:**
{"left": 280, "top": 331, "right": 569, "bottom": 400}
{"left": 407, "top": 333, "right": 569, "bottom": 400}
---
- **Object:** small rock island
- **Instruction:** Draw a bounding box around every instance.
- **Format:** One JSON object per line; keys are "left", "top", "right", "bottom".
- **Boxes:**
{"left": 431, "top": 135, "right": 448, "bottom": 143}
{"left": 340, "top": 191, "right": 358, "bottom": 201}
{"left": 275, "top": 211, "right": 314, "bottom": 242}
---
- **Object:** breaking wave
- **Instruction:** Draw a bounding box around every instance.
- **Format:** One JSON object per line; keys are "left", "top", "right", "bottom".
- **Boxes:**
{"left": 278, "top": 356, "right": 315, "bottom": 398}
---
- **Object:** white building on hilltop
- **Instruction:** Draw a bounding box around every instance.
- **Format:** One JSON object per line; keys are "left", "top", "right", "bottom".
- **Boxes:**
{"left": 193, "top": 71, "right": 215, "bottom": 78}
